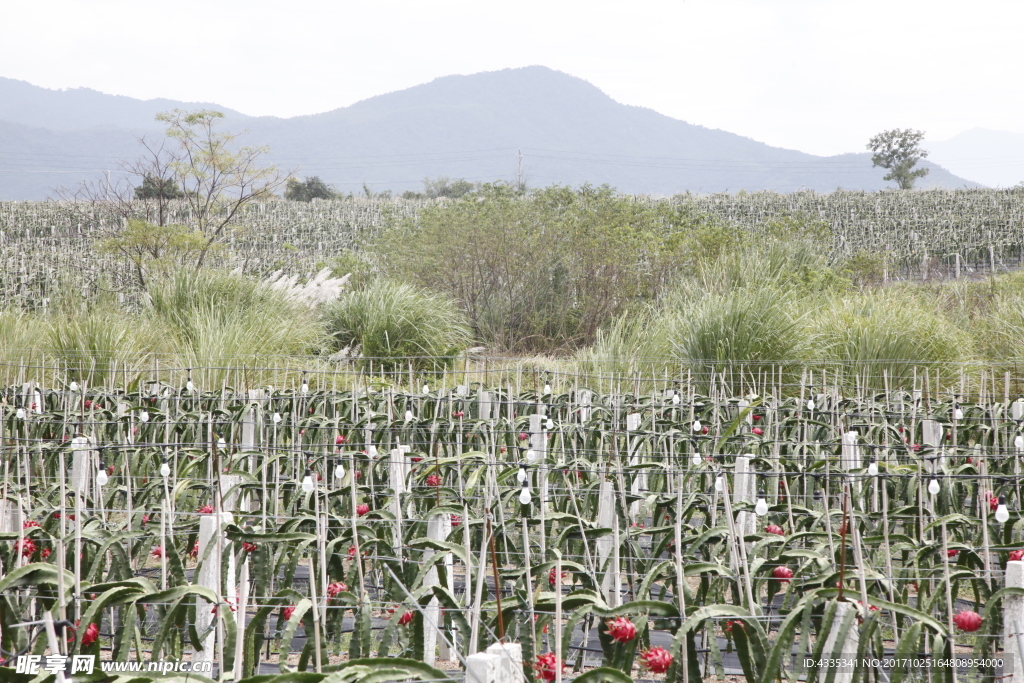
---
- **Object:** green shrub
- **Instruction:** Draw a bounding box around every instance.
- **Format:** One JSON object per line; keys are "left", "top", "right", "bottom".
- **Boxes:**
{"left": 321, "top": 280, "right": 471, "bottom": 372}
{"left": 659, "top": 287, "right": 810, "bottom": 394}
{"left": 145, "top": 269, "right": 323, "bottom": 378}
{"left": 810, "top": 292, "right": 973, "bottom": 390}
{"left": 47, "top": 306, "right": 156, "bottom": 386}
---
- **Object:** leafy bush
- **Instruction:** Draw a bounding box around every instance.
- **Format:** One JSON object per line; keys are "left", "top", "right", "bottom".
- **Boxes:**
{"left": 321, "top": 280, "right": 471, "bottom": 371}
{"left": 377, "top": 184, "right": 731, "bottom": 352}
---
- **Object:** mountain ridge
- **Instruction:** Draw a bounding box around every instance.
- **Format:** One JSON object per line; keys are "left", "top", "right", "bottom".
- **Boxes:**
{"left": 0, "top": 66, "right": 981, "bottom": 199}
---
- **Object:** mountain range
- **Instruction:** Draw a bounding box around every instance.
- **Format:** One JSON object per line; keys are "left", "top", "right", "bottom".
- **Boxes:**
{"left": 0, "top": 66, "right": 987, "bottom": 200}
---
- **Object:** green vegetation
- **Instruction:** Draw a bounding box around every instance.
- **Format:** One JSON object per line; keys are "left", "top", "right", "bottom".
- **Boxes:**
{"left": 5, "top": 185, "right": 1024, "bottom": 389}
{"left": 284, "top": 175, "right": 338, "bottom": 201}
{"left": 321, "top": 279, "right": 472, "bottom": 371}
{"left": 867, "top": 128, "right": 930, "bottom": 189}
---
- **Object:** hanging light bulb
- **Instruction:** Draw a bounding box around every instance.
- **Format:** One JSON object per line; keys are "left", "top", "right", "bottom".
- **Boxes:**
{"left": 301, "top": 469, "right": 315, "bottom": 493}
{"left": 953, "top": 405, "right": 964, "bottom": 421}
{"left": 806, "top": 399, "right": 815, "bottom": 411}
{"left": 15, "top": 408, "right": 25, "bottom": 419}
{"left": 160, "top": 458, "right": 171, "bottom": 478}
{"left": 545, "top": 418, "right": 554, "bottom": 430}
{"left": 672, "top": 393, "right": 681, "bottom": 405}
{"left": 928, "top": 478, "right": 941, "bottom": 496}
{"left": 692, "top": 419, "right": 702, "bottom": 433}
{"left": 422, "top": 383, "right": 430, "bottom": 394}
{"left": 186, "top": 376, "right": 195, "bottom": 392}
{"left": 519, "top": 484, "right": 533, "bottom": 505}
{"left": 97, "top": 464, "right": 109, "bottom": 487}
{"left": 1015, "top": 433, "right": 1023, "bottom": 449}
{"left": 544, "top": 383, "right": 552, "bottom": 395}
{"left": 755, "top": 492, "right": 769, "bottom": 517}
{"left": 996, "top": 495, "right": 1010, "bottom": 523}
{"left": 272, "top": 412, "right": 282, "bottom": 423}
{"left": 139, "top": 411, "right": 150, "bottom": 423}
{"left": 526, "top": 448, "right": 537, "bottom": 461}
{"left": 517, "top": 465, "right": 528, "bottom": 483}
{"left": 867, "top": 459, "right": 878, "bottom": 477}
{"left": 405, "top": 410, "right": 414, "bottom": 421}
{"left": 217, "top": 437, "right": 226, "bottom": 448}
{"left": 714, "top": 476, "right": 723, "bottom": 492}
{"left": 335, "top": 462, "right": 346, "bottom": 480}
{"left": 691, "top": 451, "right": 701, "bottom": 466}
{"left": 368, "top": 445, "right": 379, "bottom": 458}
{"left": 69, "top": 381, "right": 79, "bottom": 392}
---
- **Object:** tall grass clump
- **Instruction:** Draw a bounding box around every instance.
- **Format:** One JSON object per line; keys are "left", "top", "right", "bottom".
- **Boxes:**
{"left": 0, "top": 310, "right": 46, "bottom": 370}
{"left": 145, "top": 269, "right": 323, "bottom": 379}
{"left": 47, "top": 306, "right": 156, "bottom": 386}
{"left": 659, "top": 287, "right": 810, "bottom": 394}
{"left": 321, "top": 280, "right": 471, "bottom": 372}
{"left": 574, "top": 311, "right": 674, "bottom": 382}
{"left": 810, "top": 292, "right": 974, "bottom": 390}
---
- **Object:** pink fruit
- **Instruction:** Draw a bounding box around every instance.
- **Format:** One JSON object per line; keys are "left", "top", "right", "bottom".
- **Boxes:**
{"left": 773, "top": 566, "right": 794, "bottom": 582}
{"left": 639, "top": 646, "right": 673, "bottom": 674}
{"left": 953, "top": 610, "right": 982, "bottom": 632}
{"left": 606, "top": 616, "right": 637, "bottom": 643}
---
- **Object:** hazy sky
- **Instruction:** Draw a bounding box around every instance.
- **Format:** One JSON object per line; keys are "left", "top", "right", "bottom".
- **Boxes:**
{"left": 2, "top": 0, "right": 1021, "bottom": 157}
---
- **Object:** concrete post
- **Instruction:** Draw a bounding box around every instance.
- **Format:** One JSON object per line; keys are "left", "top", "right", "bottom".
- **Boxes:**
{"left": 194, "top": 512, "right": 235, "bottom": 666}
{"left": 733, "top": 455, "right": 757, "bottom": 541}
{"left": 487, "top": 642, "right": 525, "bottom": 683}
{"left": 595, "top": 477, "right": 615, "bottom": 605}
{"left": 466, "top": 652, "right": 501, "bottom": 683}
{"left": 1006, "top": 560, "right": 1024, "bottom": 683}
{"left": 822, "top": 602, "right": 859, "bottom": 683}
{"left": 424, "top": 512, "right": 453, "bottom": 664}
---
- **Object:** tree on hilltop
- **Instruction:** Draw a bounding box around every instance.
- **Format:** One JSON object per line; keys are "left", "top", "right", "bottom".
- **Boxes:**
{"left": 867, "top": 129, "right": 929, "bottom": 190}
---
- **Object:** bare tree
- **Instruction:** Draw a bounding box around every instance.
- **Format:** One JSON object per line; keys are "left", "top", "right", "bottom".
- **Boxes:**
{"left": 57, "top": 109, "right": 288, "bottom": 284}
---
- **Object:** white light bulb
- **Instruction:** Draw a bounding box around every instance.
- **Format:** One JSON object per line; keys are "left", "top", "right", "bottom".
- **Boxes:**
{"left": 1015, "top": 434, "right": 1023, "bottom": 449}
{"left": 69, "top": 381, "right": 79, "bottom": 392}
{"left": 405, "top": 410, "right": 414, "bottom": 421}
{"left": 302, "top": 474, "right": 315, "bottom": 493}
{"left": 544, "top": 384, "right": 551, "bottom": 395}
{"left": 15, "top": 408, "right": 25, "bottom": 419}
{"left": 928, "top": 479, "right": 940, "bottom": 495}
{"left": 672, "top": 394, "right": 680, "bottom": 405}
{"left": 691, "top": 452, "right": 701, "bottom": 466}
{"left": 996, "top": 504, "right": 1010, "bottom": 523}
{"left": 519, "top": 487, "right": 532, "bottom": 505}
{"left": 96, "top": 469, "right": 108, "bottom": 486}
{"left": 714, "top": 476, "right": 723, "bottom": 492}
{"left": 422, "top": 384, "right": 430, "bottom": 394}
{"left": 218, "top": 437, "right": 226, "bottom": 447}
{"left": 301, "top": 382, "right": 309, "bottom": 393}
{"left": 517, "top": 467, "right": 527, "bottom": 483}
{"left": 867, "top": 461, "right": 878, "bottom": 476}
{"left": 139, "top": 411, "right": 150, "bottom": 423}
{"left": 272, "top": 412, "right": 282, "bottom": 423}
{"left": 160, "top": 461, "right": 171, "bottom": 478}
{"left": 954, "top": 408, "right": 964, "bottom": 420}
{"left": 335, "top": 464, "right": 346, "bottom": 480}
{"left": 807, "top": 399, "right": 815, "bottom": 411}
{"left": 368, "top": 445, "right": 379, "bottom": 458}
{"left": 526, "top": 449, "right": 537, "bottom": 461}
{"left": 692, "top": 420, "right": 702, "bottom": 433}
{"left": 755, "top": 498, "right": 768, "bottom": 516}
{"left": 186, "top": 380, "right": 194, "bottom": 392}
{"left": 545, "top": 418, "right": 554, "bottom": 430}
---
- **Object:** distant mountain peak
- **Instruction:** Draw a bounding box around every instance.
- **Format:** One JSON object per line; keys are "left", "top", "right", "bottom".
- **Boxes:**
{"left": 0, "top": 69, "right": 981, "bottom": 199}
